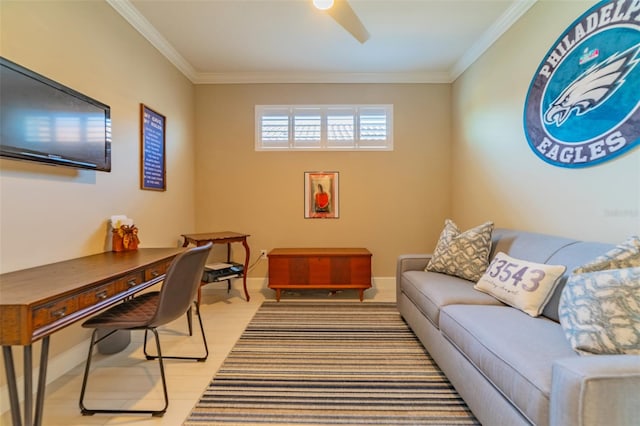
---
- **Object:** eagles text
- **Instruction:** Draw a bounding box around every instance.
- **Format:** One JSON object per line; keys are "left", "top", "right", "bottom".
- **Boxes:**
{"left": 535, "top": 131, "right": 627, "bottom": 164}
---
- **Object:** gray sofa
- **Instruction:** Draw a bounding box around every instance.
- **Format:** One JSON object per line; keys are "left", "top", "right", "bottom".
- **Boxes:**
{"left": 396, "top": 228, "right": 640, "bottom": 426}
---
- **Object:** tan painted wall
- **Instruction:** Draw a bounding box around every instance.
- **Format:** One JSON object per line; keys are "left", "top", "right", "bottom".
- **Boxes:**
{"left": 0, "top": 0, "right": 196, "bottom": 389}
{"left": 451, "top": 0, "right": 640, "bottom": 242}
{"left": 194, "top": 84, "right": 452, "bottom": 278}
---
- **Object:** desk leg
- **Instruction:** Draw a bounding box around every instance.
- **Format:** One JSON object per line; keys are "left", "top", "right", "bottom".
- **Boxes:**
{"left": 23, "top": 346, "right": 32, "bottom": 426}
{"left": 241, "top": 238, "right": 251, "bottom": 302}
{"left": 2, "top": 337, "right": 50, "bottom": 426}
{"left": 34, "top": 337, "right": 50, "bottom": 426}
{"left": 2, "top": 346, "right": 21, "bottom": 426}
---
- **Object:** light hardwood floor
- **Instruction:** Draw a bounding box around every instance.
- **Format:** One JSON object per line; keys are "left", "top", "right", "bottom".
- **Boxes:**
{"left": 1, "top": 279, "right": 395, "bottom": 426}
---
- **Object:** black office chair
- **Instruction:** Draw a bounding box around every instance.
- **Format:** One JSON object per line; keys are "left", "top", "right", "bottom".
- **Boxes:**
{"left": 78, "top": 242, "right": 213, "bottom": 417}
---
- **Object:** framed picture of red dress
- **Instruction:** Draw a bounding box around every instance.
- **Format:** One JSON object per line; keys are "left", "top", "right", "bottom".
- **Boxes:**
{"left": 304, "top": 171, "right": 339, "bottom": 219}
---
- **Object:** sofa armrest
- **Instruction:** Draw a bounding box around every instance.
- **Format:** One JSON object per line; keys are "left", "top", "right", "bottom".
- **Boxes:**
{"left": 550, "top": 355, "right": 640, "bottom": 426}
{"left": 396, "top": 254, "right": 432, "bottom": 302}
{"left": 396, "top": 254, "right": 431, "bottom": 276}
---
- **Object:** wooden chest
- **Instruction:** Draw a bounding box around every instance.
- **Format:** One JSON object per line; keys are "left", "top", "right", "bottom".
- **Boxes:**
{"left": 267, "top": 248, "right": 372, "bottom": 301}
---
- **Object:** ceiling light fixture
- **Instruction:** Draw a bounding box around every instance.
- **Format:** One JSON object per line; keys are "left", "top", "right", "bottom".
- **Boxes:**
{"left": 313, "top": 0, "right": 334, "bottom": 11}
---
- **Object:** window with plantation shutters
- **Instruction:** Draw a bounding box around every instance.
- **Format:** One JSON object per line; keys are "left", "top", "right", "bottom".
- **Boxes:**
{"left": 255, "top": 105, "right": 393, "bottom": 151}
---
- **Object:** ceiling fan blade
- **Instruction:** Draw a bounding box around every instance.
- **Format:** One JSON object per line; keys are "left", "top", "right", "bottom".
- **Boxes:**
{"left": 327, "top": 0, "right": 370, "bottom": 44}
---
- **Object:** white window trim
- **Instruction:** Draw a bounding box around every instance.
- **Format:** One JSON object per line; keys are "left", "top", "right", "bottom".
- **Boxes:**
{"left": 255, "top": 104, "right": 393, "bottom": 151}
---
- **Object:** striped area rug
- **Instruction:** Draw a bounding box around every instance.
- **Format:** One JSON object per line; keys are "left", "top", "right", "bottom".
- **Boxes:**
{"left": 184, "top": 302, "right": 478, "bottom": 425}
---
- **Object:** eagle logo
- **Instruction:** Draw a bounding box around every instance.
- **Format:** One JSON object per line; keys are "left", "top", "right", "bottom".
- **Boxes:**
{"left": 544, "top": 43, "right": 640, "bottom": 127}
{"left": 524, "top": 1, "right": 639, "bottom": 168}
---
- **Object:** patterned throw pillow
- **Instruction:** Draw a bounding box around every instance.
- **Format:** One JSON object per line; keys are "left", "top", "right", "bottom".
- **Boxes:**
{"left": 474, "top": 252, "right": 567, "bottom": 317}
{"left": 573, "top": 235, "right": 640, "bottom": 273}
{"left": 559, "top": 267, "right": 640, "bottom": 355}
{"left": 426, "top": 219, "right": 493, "bottom": 282}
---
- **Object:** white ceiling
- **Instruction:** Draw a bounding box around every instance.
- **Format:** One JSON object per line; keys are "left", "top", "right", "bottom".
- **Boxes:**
{"left": 108, "top": 0, "right": 537, "bottom": 84}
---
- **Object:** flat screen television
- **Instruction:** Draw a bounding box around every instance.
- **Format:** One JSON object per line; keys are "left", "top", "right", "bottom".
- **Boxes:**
{"left": 0, "top": 57, "right": 111, "bottom": 171}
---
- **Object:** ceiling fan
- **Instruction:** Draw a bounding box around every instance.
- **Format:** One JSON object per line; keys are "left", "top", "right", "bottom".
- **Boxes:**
{"left": 313, "top": 0, "right": 370, "bottom": 44}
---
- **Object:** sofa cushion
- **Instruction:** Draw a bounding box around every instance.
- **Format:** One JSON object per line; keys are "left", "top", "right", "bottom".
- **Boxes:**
{"left": 559, "top": 267, "right": 640, "bottom": 355}
{"left": 440, "top": 304, "right": 577, "bottom": 426}
{"left": 426, "top": 219, "right": 494, "bottom": 282}
{"left": 474, "top": 252, "right": 566, "bottom": 317}
{"left": 401, "top": 270, "right": 503, "bottom": 328}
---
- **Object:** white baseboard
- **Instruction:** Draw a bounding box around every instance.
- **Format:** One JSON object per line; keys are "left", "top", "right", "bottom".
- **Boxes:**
{"left": 199, "top": 276, "right": 397, "bottom": 297}
{"left": 372, "top": 276, "right": 396, "bottom": 288}
{"left": 0, "top": 276, "right": 396, "bottom": 417}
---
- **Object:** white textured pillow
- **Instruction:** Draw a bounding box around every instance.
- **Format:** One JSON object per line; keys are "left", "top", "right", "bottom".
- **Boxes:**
{"left": 425, "top": 219, "right": 494, "bottom": 282}
{"left": 559, "top": 267, "right": 640, "bottom": 355}
{"left": 474, "top": 252, "right": 566, "bottom": 317}
{"left": 574, "top": 235, "right": 640, "bottom": 273}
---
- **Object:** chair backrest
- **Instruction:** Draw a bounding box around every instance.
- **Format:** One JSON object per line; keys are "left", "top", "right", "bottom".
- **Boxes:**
{"left": 149, "top": 243, "right": 212, "bottom": 328}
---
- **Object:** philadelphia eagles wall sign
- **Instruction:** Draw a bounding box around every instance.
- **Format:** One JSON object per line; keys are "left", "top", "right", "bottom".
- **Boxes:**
{"left": 524, "top": 0, "right": 639, "bottom": 168}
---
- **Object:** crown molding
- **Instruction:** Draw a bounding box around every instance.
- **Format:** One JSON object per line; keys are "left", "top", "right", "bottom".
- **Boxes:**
{"left": 449, "top": 0, "right": 537, "bottom": 81}
{"left": 109, "top": 0, "right": 536, "bottom": 85}
{"left": 192, "top": 71, "right": 451, "bottom": 84}
{"left": 106, "top": 0, "right": 198, "bottom": 81}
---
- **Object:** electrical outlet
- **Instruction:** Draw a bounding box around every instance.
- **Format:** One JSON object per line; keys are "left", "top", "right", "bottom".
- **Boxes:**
{"left": 260, "top": 249, "right": 267, "bottom": 259}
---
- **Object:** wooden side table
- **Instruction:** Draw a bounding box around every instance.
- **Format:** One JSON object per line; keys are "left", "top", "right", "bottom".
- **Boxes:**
{"left": 182, "top": 232, "right": 251, "bottom": 302}
{"left": 268, "top": 248, "right": 372, "bottom": 301}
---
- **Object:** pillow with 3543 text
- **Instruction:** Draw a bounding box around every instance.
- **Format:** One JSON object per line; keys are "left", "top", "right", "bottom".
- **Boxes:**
{"left": 474, "top": 252, "right": 567, "bottom": 317}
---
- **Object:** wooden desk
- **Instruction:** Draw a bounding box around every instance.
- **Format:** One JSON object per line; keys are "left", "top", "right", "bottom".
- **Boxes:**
{"left": 0, "top": 247, "right": 184, "bottom": 426}
{"left": 181, "top": 232, "right": 251, "bottom": 302}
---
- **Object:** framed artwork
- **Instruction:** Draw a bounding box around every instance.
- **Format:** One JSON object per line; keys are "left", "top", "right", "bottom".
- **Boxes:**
{"left": 304, "top": 171, "right": 339, "bottom": 219}
{"left": 140, "top": 104, "right": 166, "bottom": 191}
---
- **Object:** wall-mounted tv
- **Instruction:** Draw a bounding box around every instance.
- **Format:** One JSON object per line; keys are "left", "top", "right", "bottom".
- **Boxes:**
{"left": 0, "top": 57, "right": 111, "bottom": 172}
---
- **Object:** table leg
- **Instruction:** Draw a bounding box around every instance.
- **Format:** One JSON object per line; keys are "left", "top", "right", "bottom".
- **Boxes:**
{"left": 23, "top": 346, "right": 32, "bottom": 426}
{"left": 2, "top": 346, "right": 21, "bottom": 426}
{"left": 1, "top": 339, "right": 50, "bottom": 426}
{"left": 241, "top": 238, "right": 251, "bottom": 302}
{"left": 195, "top": 240, "right": 208, "bottom": 306}
{"left": 34, "top": 337, "right": 49, "bottom": 426}
{"left": 225, "top": 244, "right": 232, "bottom": 293}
